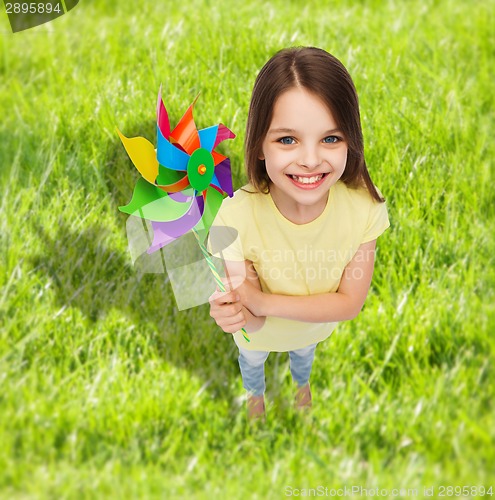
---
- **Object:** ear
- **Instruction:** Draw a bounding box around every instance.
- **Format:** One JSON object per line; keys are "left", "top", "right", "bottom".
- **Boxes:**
{"left": 258, "top": 151, "right": 265, "bottom": 161}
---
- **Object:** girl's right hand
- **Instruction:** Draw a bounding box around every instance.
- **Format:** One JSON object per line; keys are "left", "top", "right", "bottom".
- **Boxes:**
{"left": 209, "top": 289, "right": 247, "bottom": 334}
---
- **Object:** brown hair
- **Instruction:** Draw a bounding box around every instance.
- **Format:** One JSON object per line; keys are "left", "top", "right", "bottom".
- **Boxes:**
{"left": 245, "top": 46, "right": 384, "bottom": 202}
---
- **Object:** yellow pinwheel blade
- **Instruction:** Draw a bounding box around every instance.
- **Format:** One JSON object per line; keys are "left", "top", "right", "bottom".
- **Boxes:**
{"left": 117, "top": 128, "right": 159, "bottom": 184}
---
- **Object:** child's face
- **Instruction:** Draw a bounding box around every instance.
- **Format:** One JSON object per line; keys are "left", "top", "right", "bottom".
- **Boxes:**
{"left": 260, "top": 87, "right": 348, "bottom": 218}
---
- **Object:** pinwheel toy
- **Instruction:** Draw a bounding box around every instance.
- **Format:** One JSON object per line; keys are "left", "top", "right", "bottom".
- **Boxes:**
{"left": 117, "top": 88, "right": 250, "bottom": 342}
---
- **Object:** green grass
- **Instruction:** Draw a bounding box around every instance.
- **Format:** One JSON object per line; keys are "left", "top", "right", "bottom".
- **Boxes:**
{"left": 1, "top": 0, "right": 494, "bottom": 497}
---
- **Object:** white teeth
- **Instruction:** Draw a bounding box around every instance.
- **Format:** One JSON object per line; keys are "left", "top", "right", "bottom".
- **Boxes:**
{"left": 290, "top": 174, "right": 324, "bottom": 184}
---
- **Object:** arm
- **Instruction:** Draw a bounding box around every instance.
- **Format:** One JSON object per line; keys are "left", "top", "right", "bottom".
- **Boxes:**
{"left": 209, "top": 259, "right": 266, "bottom": 334}
{"left": 242, "top": 304, "right": 266, "bottom": 333}
{"left": 238, "top": 240, "right": 378, "bottom": 323}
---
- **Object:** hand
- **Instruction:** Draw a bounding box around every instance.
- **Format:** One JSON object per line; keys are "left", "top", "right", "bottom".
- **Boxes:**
{"left": 209, "top": 289, "right": 247, "bottom": 334}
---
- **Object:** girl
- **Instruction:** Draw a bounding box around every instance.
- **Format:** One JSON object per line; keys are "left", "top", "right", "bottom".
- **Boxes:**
{"left": 209, "top": 47, "right": 390, "bottom": 420}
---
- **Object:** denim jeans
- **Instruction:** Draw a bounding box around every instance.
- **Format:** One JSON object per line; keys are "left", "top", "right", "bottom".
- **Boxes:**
{"left": 237, "top": 343, "right": 317, "bottom": 397}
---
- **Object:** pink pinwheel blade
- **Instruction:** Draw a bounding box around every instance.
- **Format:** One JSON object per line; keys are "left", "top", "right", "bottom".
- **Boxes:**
{"left": 157, "top": 85, "right": 170, "bottom": 139}
{"left": 213, "top": 124, "right": 235, "bottom": 149}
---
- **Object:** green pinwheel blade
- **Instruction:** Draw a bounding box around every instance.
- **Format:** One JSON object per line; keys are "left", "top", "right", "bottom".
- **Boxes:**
{"left": 193, "top": 186, "right": 224, "bottom": 243}
{"left": 119, "top": 177, "right": 192, "bottom": 222}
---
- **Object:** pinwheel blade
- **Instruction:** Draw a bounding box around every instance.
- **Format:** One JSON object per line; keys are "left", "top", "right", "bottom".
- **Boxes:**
{"left": 119, "top": 177, "right": 166, "bottom": 214}
{"left": 147, "top": 196, "right": 204, "bottom": 253}
{"left": 213, "top": 124, "right": 236, "bottom": 149}
{"left": 212, "top": 158, "right": 234, "bottom": 197}
{"left": 193, "top": 186, "right": 224, "bottom": 243}
{"left": 211, "top": 150, "right": 227, "bottom": 166}
{"left": 161, "top": 231, "right": 226, "bottom": 310}
{"left": 198, "top": 125, "right": 218, "bottom": 152}
{"left": 156, "top": 85, "right": 170, "bottom": 139}
{"left": 119, "top": 178, "right": 194, "bottom": 222}
{"left": 156, "top": 165, "right": 190, "bottom": 193}
{"left": 157, "top": 125, "right": 190, "bottom": 171}
{"left": 117, "top": 129, "right": 158, "bottom": 184}
{"left": 156, "top": 176, "right": 190, "bottom": 193}
{"left": 170, "top": 97, "right": 200, "bottom": 155}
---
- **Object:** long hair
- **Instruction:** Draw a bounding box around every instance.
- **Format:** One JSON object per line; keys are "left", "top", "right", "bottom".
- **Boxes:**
{"left": 245, "top": 46, "right": 384, "bottom": 202}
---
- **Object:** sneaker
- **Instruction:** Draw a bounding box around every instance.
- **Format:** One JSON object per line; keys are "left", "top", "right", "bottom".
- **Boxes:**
{"left": 295, "top": 383, "right": 312, "bottom": 410}
{"left": 247, "top": 394, "right": 266, "bottom": 421}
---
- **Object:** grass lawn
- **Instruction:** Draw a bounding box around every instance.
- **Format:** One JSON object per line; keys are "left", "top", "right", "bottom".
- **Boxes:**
{"left": 0, "top": 0, "right": 494, "bottom": 497}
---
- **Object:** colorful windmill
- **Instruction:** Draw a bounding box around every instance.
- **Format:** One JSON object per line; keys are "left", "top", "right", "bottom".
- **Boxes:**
{"left": 117, "top": 88, "right": 250, "bottom": 342}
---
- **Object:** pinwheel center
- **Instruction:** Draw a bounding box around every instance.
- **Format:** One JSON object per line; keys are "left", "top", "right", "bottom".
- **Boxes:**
{"left": 187, "top": 148, "right": 215, "bottom": 192}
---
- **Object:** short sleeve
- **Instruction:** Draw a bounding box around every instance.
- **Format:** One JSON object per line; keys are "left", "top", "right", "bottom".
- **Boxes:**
{"left": 362, "top": 199, "right": 390, "bottom": 243}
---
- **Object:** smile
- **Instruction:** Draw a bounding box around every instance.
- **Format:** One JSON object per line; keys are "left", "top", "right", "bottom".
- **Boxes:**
{"left": 286, "top": 173, "right": 328, "bottom": 188}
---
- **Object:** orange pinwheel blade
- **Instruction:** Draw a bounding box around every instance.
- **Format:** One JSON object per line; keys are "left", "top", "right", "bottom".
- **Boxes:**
{"left": 156, "top": 175, "right": 190, "bottom": 193}
{"left": 211, "top": 151, "right": 227, "bottom": 166}
{"left": 170, "top": 97, "right": 200, "bottom": 155}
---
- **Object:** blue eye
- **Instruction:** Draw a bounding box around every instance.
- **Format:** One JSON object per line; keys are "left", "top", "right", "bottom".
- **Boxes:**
{"left": 323, "top": 136, "right": 340, "bottom": 144}
{"left": 279, "top": 137, "right": 295, "bottom": 145}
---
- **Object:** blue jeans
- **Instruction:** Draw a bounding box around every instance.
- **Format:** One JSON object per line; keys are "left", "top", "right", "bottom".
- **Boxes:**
{"left": 237, "top": 344, "right": 317, "bottom": 397}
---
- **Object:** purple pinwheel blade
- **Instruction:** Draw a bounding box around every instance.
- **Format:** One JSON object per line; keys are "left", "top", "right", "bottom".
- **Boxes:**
{"left": 147, "top": 196, "right": 205, "bottom": 253}
{"left": 213, "top": 158, "right": 234, "bottom": 197}
{"left": 169, "top": 190, "right": 194, "bottom": 203}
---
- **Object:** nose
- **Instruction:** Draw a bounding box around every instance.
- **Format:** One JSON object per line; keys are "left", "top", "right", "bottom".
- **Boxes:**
{"left": 297, "top": 144, "right": 321, "bottom": 169}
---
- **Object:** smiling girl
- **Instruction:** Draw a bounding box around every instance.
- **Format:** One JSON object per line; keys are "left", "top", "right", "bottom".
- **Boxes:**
{"left": 209, "top": 47, "right": 390, "bottom": 420}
